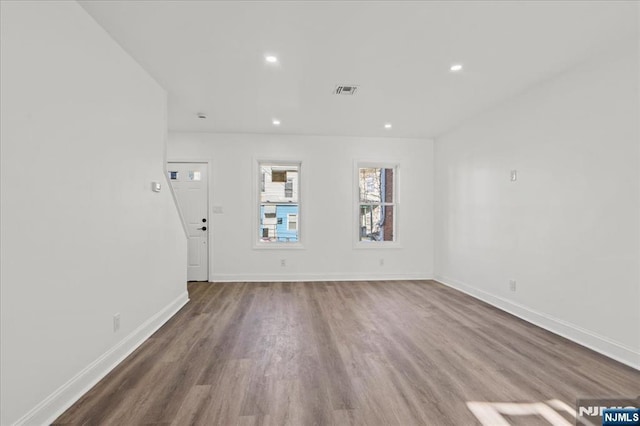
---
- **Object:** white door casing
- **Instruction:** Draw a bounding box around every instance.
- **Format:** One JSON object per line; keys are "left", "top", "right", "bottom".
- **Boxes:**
{"left": 168, "top": 162, "right": 208, "bottom": 281}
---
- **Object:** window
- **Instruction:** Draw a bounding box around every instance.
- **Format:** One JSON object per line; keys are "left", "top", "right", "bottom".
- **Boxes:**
{"left": 258, "top": 161, "right": 301, "bottom": 245}
{"left": 357, "top": 164, "right": 397, "bottom": 243}
{"left": 284, "top": 180, "right": 293, "bottom": 198}
{"left": 169, "top": 170, "right": 202, "bottom": 181}
{"left": 288, "top": 214, "right": 298, "bottom": 231}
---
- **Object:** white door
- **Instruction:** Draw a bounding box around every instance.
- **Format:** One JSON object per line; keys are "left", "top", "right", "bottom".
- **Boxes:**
{"left": 168, "top": 162, "right": 208, "bottom": 281}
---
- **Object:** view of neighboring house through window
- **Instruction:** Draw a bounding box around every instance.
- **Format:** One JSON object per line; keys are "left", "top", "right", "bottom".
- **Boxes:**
{"left": 358, "top": 165, "right": 396, "bottom": 242}
{"left": 259, "top": 162, "right": 300, "bottom": 243}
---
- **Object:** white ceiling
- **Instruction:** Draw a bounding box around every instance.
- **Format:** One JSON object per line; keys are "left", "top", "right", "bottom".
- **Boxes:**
{"left": 80, "top": 1, "right": 637, "bottom": 139}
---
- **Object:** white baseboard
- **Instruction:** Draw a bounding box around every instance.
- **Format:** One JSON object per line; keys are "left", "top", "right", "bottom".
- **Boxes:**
{"left": 210, "top": 272, "right": 431, "bottom": 282}
{"left": 434, "top": 275, "right": 640, "bottom": 371}
{"left": 13, "top": 291, "right": 190, "bottom": 426}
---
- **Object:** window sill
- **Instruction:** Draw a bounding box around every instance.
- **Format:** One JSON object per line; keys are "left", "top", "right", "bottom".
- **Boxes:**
{"left": 253, "top": 242, "right": 305, "bottom": 250}
{"left": 353, "top": 242, "right": 403, "bottom": 250}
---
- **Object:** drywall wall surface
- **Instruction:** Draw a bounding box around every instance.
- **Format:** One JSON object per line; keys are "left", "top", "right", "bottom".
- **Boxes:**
{"left": 168, "top": 132, "right": 434, "bottom": 281}
{"left": 434, "top": 41, "right": 640, "bottom": 368}
{"left": 1, "top": 2, "right": 187, "bottom": 423}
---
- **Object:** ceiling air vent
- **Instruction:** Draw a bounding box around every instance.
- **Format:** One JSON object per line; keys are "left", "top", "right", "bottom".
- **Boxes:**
{"left": 334, "top": 85, "right": 359, "bottom": 95}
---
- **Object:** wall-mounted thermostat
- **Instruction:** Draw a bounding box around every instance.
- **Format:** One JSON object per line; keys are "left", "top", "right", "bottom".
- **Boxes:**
{"left": 152, "top": 182, "right": 161, "bottom": 192}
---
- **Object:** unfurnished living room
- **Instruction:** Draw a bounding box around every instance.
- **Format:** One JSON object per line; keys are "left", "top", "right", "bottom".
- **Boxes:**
{"left": 1, "top": 1, "right": 639, "bottom": 425}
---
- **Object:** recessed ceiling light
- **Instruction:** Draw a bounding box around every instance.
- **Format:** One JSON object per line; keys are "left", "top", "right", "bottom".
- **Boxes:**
{"left": 450, "top": 64, "right": 463, "bottom": 72}
{"left": 272, "top": 119, "right": 281, "bottom": 126}
{"left": 384, "top": 123, "right": 392, "bottom": 129}
{"left": 265, "top": 55, "right": 278, "bottom": 64}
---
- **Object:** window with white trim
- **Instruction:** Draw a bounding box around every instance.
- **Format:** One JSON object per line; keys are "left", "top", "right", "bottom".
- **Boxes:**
{"left": 357, "top": 164, "right": 397, "bottom": 243}
{"left": 258, "top": 162, "right": 300, "bottom": 244}
{"left": 287, "top": 213, "right": 298, "bottom": 231}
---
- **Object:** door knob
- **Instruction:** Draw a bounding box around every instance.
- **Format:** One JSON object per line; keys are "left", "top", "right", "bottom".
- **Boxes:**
{"left": 197, "top": 226, "right": 207, "bottom": 231}
{"left": 202, "top": 218, "right": 207, "bottom": 223}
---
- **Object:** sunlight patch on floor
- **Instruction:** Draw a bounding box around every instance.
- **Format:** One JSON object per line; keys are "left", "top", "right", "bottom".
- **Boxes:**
{"left": 467, "top": 399, "right": 580, "bottom": 426}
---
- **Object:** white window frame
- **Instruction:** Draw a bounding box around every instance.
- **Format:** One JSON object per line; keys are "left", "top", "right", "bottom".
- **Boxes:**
{"left": 354, "top": 161, "right": 401, "bottom": 249}
{"left": 254, "top": 159, "right": 304, "bottom": 249}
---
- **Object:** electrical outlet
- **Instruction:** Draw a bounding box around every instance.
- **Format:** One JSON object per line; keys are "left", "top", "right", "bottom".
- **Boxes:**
{"left": 379, "top": 258, "right": 385, "bottom": 266}
{"left": 509, "top": 280, "right": 517, "bottom": 292}
{"left": 113, "top": 313, "right": 121, "bottom": 332}
{"left": 510, "top": 170, "right": 518, "bottom": 182}
{"left": 280, "top": 259, "right": 286, "bottom": 267}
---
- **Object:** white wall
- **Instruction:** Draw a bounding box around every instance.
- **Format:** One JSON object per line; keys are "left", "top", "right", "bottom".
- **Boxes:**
{"left": 0, "top": 2, "right": 187, "bottom": 424}
{"left": 168, "top": 133, "right": 434, "bottom": 281}
{"left": 434, "top": 41, "right": 640, "bottom": 369}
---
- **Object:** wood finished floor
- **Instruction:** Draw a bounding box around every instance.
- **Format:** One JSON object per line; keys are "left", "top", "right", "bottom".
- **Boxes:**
{"left": 55, "top": 281, "right": 640, "bottom": 425}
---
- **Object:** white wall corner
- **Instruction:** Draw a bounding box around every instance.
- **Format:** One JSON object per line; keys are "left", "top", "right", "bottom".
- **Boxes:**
{"left": 13, "top": 292, "right": 189, "bottom": 426}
